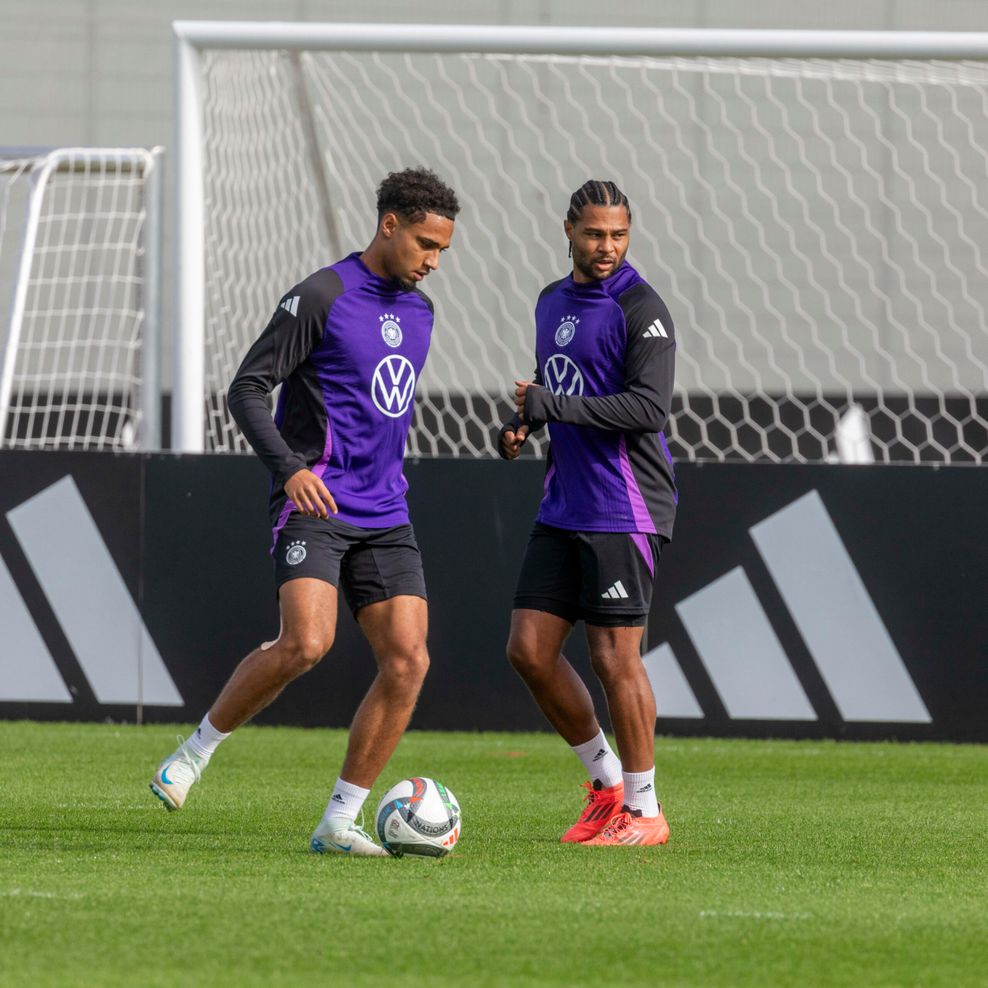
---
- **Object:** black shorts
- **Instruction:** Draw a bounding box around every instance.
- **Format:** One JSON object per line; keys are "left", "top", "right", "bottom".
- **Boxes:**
{"left": 273, "top": 514, "right": 427, "bottom": 615}
{"left": 513, "top": 523, "right": 665, "bottom": 627}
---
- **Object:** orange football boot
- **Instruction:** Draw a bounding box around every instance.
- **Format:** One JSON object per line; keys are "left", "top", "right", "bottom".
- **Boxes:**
{"left": 560, "top": 780, "right": 624, "bottom": 843}
{"left": 584, "top": 806, "right": 670, "bottom": 846}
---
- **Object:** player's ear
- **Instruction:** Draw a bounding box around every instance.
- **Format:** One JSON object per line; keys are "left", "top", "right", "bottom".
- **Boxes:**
{"left": 563, "top": 220, "right": 574, "bottom": 256}
{"left": 379, "top": 212, "right": 399, "bottom": 239}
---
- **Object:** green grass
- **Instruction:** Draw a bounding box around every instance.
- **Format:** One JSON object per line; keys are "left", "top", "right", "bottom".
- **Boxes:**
{"left": 1, "top": 722, "right": 986, "bottom": 987}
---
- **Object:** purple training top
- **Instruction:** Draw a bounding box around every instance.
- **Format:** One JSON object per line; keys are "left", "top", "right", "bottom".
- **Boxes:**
{"left": 228, "top": 253, "right": 434, "bottom": 537}
{"left": 521, "top": 260, "right": 678, "bottom": 538}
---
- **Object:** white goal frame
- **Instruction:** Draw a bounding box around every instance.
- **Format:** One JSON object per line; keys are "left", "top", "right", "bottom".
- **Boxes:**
{"left": 173, "top": 22, "right": 988, "bottom": 457}
{"left": 1, "top": 146, "right": 164, "bottom": 450}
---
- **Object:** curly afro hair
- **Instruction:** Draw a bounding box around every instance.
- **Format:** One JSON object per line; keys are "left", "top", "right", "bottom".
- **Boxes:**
{"left": 376, "top": 167, "right": 460, "bottom": 223}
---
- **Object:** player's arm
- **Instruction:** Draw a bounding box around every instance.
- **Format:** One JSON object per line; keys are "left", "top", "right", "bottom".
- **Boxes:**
{"left": 523, "top": 286, "right": 675, "bottom": 433}
{"left": 227, "top": 286, "right": 337, "bottom": 516}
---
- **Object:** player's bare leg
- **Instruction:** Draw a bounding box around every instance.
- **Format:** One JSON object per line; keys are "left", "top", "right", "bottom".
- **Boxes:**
{"left": 341, "top": 594, "right": 431, "bottom": 787}
{"left": 150, "top": 578, "right": 336, "bottom": 812}
{"left": 310, "top": 594, "right": 429, "bottom": 857}
{"left": 585, "top": 625, "right": 653, "bottom": 771}
{"left": 209, "top": 578, "right": 338, "bottom": 732}
{"left": 583, "top": 624, "right": 669, "bottom": 846}
{"left": 507, "top": 608, "right": 625, "bottom": 841}
{"left": 506, "top": 608, "right": 598, "bottom": 744}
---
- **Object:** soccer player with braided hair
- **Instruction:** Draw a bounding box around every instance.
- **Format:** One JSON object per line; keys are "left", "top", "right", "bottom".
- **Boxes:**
{"left": 500, "top": 179, "right": 677, "bottom": 846}
{"left": 150, "top": 168, "right": 459, "bottom": 856}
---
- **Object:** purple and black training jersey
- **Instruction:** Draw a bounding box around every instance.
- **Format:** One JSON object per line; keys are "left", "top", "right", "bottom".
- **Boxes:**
{"left": 522, "top": 261, "right": 677, "bottom": 539}
{"left": 228, "top": 252, "right": 434, "bottom": 536}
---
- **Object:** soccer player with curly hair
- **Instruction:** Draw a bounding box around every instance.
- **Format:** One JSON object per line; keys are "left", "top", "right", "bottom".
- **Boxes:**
{"left": 151, "top": 168, "right": 459, "bottom": 856}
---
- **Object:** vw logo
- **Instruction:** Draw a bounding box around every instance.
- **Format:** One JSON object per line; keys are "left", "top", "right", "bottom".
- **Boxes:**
{"left": 543, "top": 354, "right": 584, "bottom": 397}
{"left": 371, "top": 354, "right": 416, "bottom": 418}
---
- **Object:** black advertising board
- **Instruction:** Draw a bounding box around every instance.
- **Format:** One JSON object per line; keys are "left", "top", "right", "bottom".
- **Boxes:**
{"left": 1, "top": 452, "right": 985, "bottom": 741}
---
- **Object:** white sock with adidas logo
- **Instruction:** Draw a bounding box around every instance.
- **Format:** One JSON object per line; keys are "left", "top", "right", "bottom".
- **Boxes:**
{"left": 571, "top": 731, "right": 623, "bottom": 788}
{"left": 322, "top": 777, "right": 370, "bottom": 826}
{"left": 623, "top": 768, "right": 659, "bottom": 817}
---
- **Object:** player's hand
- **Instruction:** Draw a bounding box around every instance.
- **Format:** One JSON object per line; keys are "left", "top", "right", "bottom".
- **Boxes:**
{"left": 514, "top": 380, "right": 532, "bottom": 419}
{"left": 285, "top": 469, "right": 338, "bottom": 518}
{"left": 499, "top": 423, "right": 529, "bottom": 460}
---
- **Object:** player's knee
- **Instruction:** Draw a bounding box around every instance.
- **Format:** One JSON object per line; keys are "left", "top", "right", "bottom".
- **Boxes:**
{"left": 506, "top": 636, "right": 542, "bottom": 681}
{"left": 590, "top": 646, "right": 639, "bottom": 691}
{"left": 381, "top": 645, "right": 430, "bottom": 689}
{"left": 402, "top": 647, "right": 430, "bottom": 686}
{"left": 589, "top": 646, "right": 621, "bottom": 687}
{"left": 280, "top": 631, "right": 333, "bottom": 675}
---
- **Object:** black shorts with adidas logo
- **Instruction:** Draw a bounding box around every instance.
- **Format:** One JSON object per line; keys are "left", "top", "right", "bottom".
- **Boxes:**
{"left": 513, "top": 522, "right": 666, "bottom": 627}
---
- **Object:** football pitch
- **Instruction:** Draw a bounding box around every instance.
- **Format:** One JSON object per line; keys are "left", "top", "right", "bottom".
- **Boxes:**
{"left": 1, "top": 722, "right": 985, "bottom": 987}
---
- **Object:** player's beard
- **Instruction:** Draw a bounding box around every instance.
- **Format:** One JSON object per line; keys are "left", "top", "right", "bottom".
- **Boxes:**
{"left": 573, "top": 254, "right": 600, "bottom": 281}
{"left": 572, "top": 245, "right": 627, "bottom": 282}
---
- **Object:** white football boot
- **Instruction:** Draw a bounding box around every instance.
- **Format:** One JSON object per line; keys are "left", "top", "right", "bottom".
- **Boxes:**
{"left": 149, "top": 741, "right": 204, "bottom": 812}
{"left": 309, "top": 815, "right": 390, "bottom": 857}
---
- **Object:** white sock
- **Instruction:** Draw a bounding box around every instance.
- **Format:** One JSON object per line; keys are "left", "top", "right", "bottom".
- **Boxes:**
{"left": 183, "top": 714, "right": 230, "bottom": 765}
{"left": 571, "top": 731, "right": 622, "bottom": 788}
{"left": 322, "top": 777, "right": 370, "bottom": 826}
{"left": 623, "top": 768, "right": 659, "bottom": 817}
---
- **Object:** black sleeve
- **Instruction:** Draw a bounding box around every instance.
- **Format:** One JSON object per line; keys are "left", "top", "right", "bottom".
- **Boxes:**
{"left": 524, "top": 283, "right": 675, "bottom": 433}
{"left": 497, "top": 361, "right": 546, "bottom": 458}
{"left": 227, "top": 271, "right": 338, "bottom": 484}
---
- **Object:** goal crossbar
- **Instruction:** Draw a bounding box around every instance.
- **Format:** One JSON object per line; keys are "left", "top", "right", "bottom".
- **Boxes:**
{"left": 174, "top": 23, "right": 988, "bottom": 59}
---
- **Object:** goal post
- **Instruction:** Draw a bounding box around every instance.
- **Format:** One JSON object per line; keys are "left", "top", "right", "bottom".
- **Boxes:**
{"left": 173, "top": 23, "right": 988, "bottom": 463}
{"left": 0, "top": 146, "right": 164, "bottom": 450}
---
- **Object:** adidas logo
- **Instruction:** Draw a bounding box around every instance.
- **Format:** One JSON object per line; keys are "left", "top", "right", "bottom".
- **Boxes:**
{"left": 0, "top": 475, "right": 182, "bottom": 706}
{"left": 636, "top": 783, "right": 653, "bottom": 793}
{"left": 640, "top": 490, "right": 930, "bottom": 725}
{"left": 601, "top": 580, "right": 629, "bottom": 600}
{"left": 280, "top": 295, "right": 300, "bottom": 317}
{"left": 331, "top": 793, "right": 347, "bottom": 804}
{"left": 641, "top": 318, "right": 668, "bottom": 339}
{"left": 592, "top": 748, "right": 607, "bottom": 762}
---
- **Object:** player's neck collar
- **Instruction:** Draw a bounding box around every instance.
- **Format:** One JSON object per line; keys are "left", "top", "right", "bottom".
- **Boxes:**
{"left": 349, "top": 251, "right": 407, "bottom": 294}
{"left": 567, "top": 260, "right": 633, "bottom": 296}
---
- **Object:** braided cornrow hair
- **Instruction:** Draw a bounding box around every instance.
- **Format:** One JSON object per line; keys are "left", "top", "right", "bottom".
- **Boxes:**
{"left": 566, "top": 180, "right": 632, "bottom": 225}
{"left": 566, "top": 180, "right": 631, "bottom": 256}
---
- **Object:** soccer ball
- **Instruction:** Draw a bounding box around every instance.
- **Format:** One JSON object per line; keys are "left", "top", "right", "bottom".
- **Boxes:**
{"left": 375, "top": 777, "right": 461, "bottom": 858}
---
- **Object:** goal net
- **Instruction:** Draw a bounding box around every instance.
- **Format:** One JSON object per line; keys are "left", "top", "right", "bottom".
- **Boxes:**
{"left": 177, "top": 26, "right": 988, "bottom": 463}
{"left": 0, "top": 147, "right": 162, "bottom": 450}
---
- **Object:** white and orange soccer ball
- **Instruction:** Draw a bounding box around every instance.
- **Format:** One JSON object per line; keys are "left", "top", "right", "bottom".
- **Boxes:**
{"left": 375, "top": 777, "right": 461, "bottom": 858}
